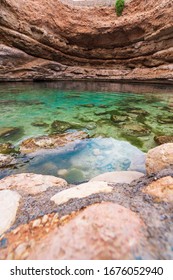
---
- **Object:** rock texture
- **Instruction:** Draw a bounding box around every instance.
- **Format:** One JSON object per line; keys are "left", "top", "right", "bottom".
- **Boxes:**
{"left": 143, "top": 176, "right": 173, "bottom": 202}
{"left": 1, "top": 168, "right": 173, "bottom": 259}
{"left": 0, "top": 190, "right": 21, "bottom": 235}
{"left": 51, "top": 181, "right": 113, "bottom": 206}
{"left": 20, "top": 131, "right": 88, "bottom": 154}
{"left": 0, "top": 173, "right": 67, "bottom": 195}
{"left": 27, "top": 203, "right": 149, "bottom": 260}
{"left": 146, "top": 143, "right": 173, "bottom": 174}
{"left": 90, "top": 171, "right": 144, "bottom": 183}
{"left": 0, "top": 0, "right": 173, "bottom": 82}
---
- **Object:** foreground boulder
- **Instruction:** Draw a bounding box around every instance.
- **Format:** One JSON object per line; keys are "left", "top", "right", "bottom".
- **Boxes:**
{"left": 27, "top": 202, "right": 149, "bottom": 260}
{"left": 146, "top": 143, "right": 173, "bottom": 174}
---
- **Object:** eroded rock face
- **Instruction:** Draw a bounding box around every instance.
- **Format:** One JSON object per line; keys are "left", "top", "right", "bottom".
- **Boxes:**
{"left": 146, "top": 143, "right": 173, "bottom": 174}
{"left": 27, "top": 202, "right": 149, "bottom": 260}
{"left": 0, "top": 0, "right": 172, "bottom": 82}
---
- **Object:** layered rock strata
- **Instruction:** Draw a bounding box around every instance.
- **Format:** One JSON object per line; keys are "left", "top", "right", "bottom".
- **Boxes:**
{"left": 0, "top": 0, "right": 173, "bottom": 82}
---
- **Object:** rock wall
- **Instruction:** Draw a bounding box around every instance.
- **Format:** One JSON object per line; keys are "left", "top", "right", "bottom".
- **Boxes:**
{"left": 0, "top": 0, "right": 173, "bottom": 82}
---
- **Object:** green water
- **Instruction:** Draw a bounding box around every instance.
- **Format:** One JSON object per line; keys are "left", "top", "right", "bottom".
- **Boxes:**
{"left": 0, "top": 82, "right": 173, "bottom": 152}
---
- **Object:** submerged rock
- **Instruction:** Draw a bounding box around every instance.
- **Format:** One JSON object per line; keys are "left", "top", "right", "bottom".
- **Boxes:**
{"left": 111, "top": 114, "right": 130, "bottom": 123}
{"left": 0, "top": 143, "right": 15, "bottom": 154}
{"left": 0, "top": 127, "right": 21, "bottom": 138}
{"left": 157, "top": 115, "right": 173, "bottom": 124}
{"left": 154, "top": 135, "right": 173, "bottom": 145}
{"left": 20, "top": 131, "right": 88, "bottom": 154}
{"left": 51, "top": 120, "right": 83, "bottom": 134}
{"left": 146, "top": 143, "right": 173, "bottom": 174}
{"left": 31, "top": 121, "right": 49, "bottom": 127}
{"left": 121, "top": 123, "right": 151, "bottom": 137}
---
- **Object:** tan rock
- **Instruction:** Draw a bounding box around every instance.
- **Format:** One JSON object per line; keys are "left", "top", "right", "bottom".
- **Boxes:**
{"left": 51, "top": 181, "right": 112, "bottom": 206}
{"left": 0, "top": 173, "right": 67, "bottom": 195}
{"left": 0, "top": 190, "right": 21, "bottom": 235}
{"left": 146, "top": 143, "right": 173, "bottom": 174}
{"left": 27, "top": 202, "right": 147, "bottom": 260}
{"left": 90, "top": 171, "right": 144, "bottom": 184}
{"left": 143, "top": 176, "right": 173, "bottom": 202}
{"left": 20, "top": 131, "right": 88, "bottom": 154}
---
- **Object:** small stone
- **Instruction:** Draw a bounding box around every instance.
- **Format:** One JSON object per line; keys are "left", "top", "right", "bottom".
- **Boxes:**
{"left": 57, "top": 169, "right": 68, "bottom": 176}
{"left": 42, "top": 215, "right": 49, "bottom": 224}
{"left": 32, "top": 219, "right": 41, "bottom": 228}
{"left": 51, "top": 181, "right": 113, "bottom": 206}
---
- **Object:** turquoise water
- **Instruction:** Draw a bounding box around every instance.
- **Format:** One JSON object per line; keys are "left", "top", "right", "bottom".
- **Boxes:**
{"left": 0, "top": 82, "right": 173, "bottom": 183}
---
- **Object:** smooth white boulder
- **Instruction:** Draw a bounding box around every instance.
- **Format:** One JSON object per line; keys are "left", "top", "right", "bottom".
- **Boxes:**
{"left": 0, "top": 190, "right": 21, "bottom": 235}
{"left": 90, "top": 171, "right": 144, "bottom": 184}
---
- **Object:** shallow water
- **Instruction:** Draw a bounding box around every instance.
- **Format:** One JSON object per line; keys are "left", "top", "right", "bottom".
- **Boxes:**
{"left": 0, "top": 81, "right": 173, "bottom": 183}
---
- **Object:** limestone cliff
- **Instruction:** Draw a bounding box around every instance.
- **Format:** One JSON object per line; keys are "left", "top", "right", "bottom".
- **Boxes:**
{"left": 0, "top": 0, "right": 173, "bottom": 82}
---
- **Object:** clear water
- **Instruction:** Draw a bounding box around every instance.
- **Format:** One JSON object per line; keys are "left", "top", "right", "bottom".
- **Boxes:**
{"left": 0, "top": 81, "right": 173, "bottom": 183}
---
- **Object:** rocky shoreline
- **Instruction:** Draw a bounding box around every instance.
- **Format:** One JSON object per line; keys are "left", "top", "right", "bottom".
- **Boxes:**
{"left": 0, "top": 141, "right": 173, "bottom": 259}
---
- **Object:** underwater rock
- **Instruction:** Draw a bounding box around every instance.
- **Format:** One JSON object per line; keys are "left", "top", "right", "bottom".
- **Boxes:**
{"left": 81, "top": 104, "right": 95, "bottom": 108}
{"left": 0, "top": 143, "right": 15, "bottom": 154}
{"left": 61, "top": 168, "right": 85, "bottom": 184}
{"left": 31, "top": 121, "right": 49, "bottom": 127}
{"left": 0, "top": 127, "right": 21, "bottom": 138}
{"left": 111, "top": 114, "right": 131, "bottom": 123}
{"left": 121, "top": 123, "right": 151, "bottom": 137}
{"left": 51, "top": 120, "right": 83, "bottom": 134}
{"left": 157, "top": 115, "right": 173, "bottom": 124}
{"left": 154, "top": 135, "right": 173, "bottom": 145}
{"left": 146, "top": 143, "right": 173, "bottom": 174}
{"left": 20, "top": 131, "right": 88, "bottom": 154}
